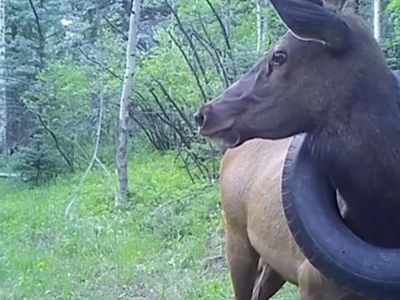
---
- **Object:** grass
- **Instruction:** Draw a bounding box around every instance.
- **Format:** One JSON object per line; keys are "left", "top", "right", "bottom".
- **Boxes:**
{"left": 0, "top": 148, "right": 298, "bottom": 299}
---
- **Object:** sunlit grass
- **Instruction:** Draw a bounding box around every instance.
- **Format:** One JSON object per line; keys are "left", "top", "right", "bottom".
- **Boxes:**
{"left": 0, "top": 150, "right": 298, "bottom": 299}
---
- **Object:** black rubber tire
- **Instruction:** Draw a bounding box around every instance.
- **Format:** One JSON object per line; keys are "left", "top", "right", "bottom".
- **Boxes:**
{"left": 281, "top": 134, "right": 400, "bottom": 299}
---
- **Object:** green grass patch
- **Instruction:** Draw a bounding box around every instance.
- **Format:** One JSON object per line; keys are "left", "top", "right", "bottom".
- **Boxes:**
{"left": 0, "top": 150, "right": 297, "bottom": 299}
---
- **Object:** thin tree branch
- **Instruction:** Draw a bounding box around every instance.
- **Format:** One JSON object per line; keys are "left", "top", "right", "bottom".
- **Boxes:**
{"left": 36, "top": 114, "right": 74, "bottom": 171}
{"left": 197, "top": 13, "right": 237, "bottom": 79}
{"left": 149, "top": 89, "right": 209, "bottom": 178}
{"left": 167, "top": 31, "right": 208, "bottom": 102}
{"left": 191, "top": 28, "right": 230, "bottom": 87}
{"left": 154, "top": 79, "right": 195, "bottom": 131}
{"left": 164, "top": 0, "right": 209, "bottom": 86}
{"left": 103, "top": 16, "right": 128, "bottom": 40}
{"left": 28, "top": 0, "right": 46, "bottom": 66}
{"left": 77, "top": 47, "right": 124, "bottom": 81}
{"left": 205, "top": 0, "right": 232, "bottom": 50}
{"left": 28, "top": 0, "right": 45, "bottom": 42}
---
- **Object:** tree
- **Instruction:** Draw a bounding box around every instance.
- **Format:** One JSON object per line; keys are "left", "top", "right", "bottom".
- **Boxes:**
{"left": 0, "top": 0, "right": 6, "bottom": 154}
{"left": 116, "top": 0, "right": 141, "bottom": 205}
{"left": 256, "top": 0, "right": 265, "bottom": 53}
{"left": 374, "top": 0, "right": 381, "bottom": 43}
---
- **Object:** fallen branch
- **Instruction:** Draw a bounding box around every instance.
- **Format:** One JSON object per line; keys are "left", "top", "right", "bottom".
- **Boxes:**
{"left": 65, "top": 37, "right": 114, "bottom": 218}
{"left": 0, "top": 172, "right": 20, "bottom": 178}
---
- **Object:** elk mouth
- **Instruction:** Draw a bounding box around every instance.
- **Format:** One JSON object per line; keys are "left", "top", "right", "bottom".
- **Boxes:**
{"left": 198, "top": 126, "right": 242, "bottom": 148}
{"left": 195, "top": 101, "right": 246, "bottom": 148}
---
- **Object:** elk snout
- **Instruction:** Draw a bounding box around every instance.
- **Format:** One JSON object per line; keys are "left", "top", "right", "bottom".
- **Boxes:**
{"left": 195, "top": 102, "right": 236, "bottom": 138}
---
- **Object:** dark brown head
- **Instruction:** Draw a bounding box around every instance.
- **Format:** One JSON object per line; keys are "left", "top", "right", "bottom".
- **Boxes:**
{"left": 195, "top": 0, "right": 390, "bottom": 147}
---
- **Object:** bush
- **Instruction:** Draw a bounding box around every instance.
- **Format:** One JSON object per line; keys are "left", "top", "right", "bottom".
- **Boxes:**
{"left": 11, "top": 131, "right": 66, "bottom": 185}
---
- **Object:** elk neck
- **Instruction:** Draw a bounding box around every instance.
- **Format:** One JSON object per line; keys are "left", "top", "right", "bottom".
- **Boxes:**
{"left": 305, "top": 72, "right": 400, "bottom": 248}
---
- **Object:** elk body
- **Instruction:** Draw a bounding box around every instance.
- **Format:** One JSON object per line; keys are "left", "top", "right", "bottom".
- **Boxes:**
{"left": 221, "top": 137, "right": 367, "bottom": 300}
{"left": 196, "top": 0, "right": 400, "bottom": 299}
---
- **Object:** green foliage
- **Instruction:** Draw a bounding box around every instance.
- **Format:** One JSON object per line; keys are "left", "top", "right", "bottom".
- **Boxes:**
{"left": 6, "top": 2, "right": 399, "bottom": 298}
{"left": 5, "top": 0, "right": 400, "bottom": 182}
{"left": 0, "top": 151, "right": 298, "bottom": 299}
{"left": 136, "top": 31, "right": 201, "bottom": 105}
{"left": 24, "top": 56, "right": 94, "bottom": 142}
{"left": 388, "top": 0, "right": 400, "bottom": 14}
{"left": 386, "top": 0, "right": 400, "bottom": 68}
{"left": 11, "top": 55, "right": 101, "bottom": 182}
{"left": 11, "top": 131, "right": 65, "bottom": 185}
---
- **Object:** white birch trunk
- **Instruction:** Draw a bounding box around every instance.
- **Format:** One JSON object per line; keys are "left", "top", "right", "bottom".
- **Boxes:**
{"left": 256, "top": 0, "right": 264, "bottom": 53}
{"left": 0, "top": 0, "right": 6, "bottom": 154}
{"left": 116, "top": 0, "right": 141, "bottom": 205}
{"left": 225, "top": 0, "right": 233, "bottom": 40}
{"left": 373, "top": 0, "right": 381, "bottom": 44}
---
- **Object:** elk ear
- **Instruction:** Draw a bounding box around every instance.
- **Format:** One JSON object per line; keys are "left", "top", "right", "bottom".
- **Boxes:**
{"left": 270, "top": 0, "right": 351, "bottom": 51}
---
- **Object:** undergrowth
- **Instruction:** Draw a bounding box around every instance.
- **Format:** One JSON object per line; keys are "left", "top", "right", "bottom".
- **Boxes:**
{"left": 0, "top": 148, "right": 297, "bottom": 299}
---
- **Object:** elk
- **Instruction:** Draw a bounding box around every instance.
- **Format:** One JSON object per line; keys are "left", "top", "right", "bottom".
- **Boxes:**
{"left": 195, "top": 0, "right": 400, "bottom": 299}
{"left": 221, "top": 138, "right": 367, "bottom": 300}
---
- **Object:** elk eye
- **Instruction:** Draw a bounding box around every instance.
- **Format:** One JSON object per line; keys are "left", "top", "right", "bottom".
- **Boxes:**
{"left": 271, "top": 50, "right": 287, "bottom": 67}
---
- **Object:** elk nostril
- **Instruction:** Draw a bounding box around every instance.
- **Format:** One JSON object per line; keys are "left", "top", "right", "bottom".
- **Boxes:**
{"left": 194, "top": 111, "right": 205, "bottom": 128}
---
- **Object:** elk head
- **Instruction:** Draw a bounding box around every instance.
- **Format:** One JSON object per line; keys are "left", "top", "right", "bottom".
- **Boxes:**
{"left": 195, "top": 0, "right": 387, "bottom": 148}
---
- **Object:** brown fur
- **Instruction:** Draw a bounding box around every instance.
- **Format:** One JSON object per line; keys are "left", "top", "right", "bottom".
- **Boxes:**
{"left": 221, "top": 138, "right": 367, "bottom": 300}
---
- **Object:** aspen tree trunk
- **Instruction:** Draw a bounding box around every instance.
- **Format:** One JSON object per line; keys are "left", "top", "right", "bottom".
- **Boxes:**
{"left": 225, "top": 0, "right": 233, "bottom": 40}
{"left": 256, "top": 0, "right": 264, "bottom": 53}
{"left": 0, "top": 0, "right": 6, "bottom": 154}
{"left": 373, "top": 0, "right": 381, "bottom": 44}
{"left": 116, "top": 0, "right": 141, "bottom": 205}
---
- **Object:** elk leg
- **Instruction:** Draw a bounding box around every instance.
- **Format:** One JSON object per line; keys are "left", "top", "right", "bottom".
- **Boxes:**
{"left": 225, "top": 227, "right": 259, "bottom": 300}
{"left": 251, "top": 260, "right": 286, "bottom": 300}
{"left": 298, "top": 261, "right": 323, "bottom": 300}
{"left": 299, "top": 260, "right": 367, "bottom": 300}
